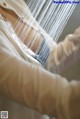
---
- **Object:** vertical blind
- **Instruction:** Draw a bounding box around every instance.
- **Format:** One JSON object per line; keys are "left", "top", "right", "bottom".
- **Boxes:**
{"left": 26, "top": 0, "right": 77, "bottom": 42}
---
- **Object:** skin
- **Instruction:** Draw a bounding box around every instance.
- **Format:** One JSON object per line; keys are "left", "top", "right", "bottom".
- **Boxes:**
{"left": 0, "top": 6, "right": 43, "bottom": 53}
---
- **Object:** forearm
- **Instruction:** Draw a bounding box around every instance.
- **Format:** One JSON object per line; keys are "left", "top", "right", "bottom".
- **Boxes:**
{"left": 0, "top": 47, "right": 80, "bottom": 119}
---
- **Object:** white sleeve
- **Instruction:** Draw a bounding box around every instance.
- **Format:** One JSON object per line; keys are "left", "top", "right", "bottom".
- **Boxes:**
{"left": 0, "top": 42, "right": 80, "bottom": 119}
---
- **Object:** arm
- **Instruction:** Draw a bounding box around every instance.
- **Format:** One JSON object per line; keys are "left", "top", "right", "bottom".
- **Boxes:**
{"left": 0, "top": 45, "right": 80, "bottom": 119}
